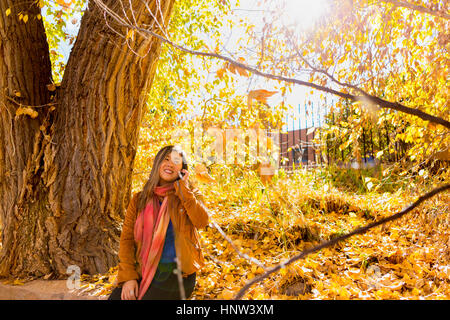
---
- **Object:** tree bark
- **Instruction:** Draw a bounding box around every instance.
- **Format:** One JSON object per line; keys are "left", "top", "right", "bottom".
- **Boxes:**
{"left": 0, "top": 0, "right": 175, "bottom": 278}
{"left": 0, "top": 0, "right": 54, "bottom": 278}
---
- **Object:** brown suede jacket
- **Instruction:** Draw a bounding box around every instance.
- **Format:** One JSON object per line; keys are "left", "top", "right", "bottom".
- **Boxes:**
{"left": 116, "top": 179, "right": 210, "bottom": 286}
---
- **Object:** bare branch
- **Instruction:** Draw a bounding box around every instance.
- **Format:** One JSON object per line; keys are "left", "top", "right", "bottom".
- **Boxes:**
{"left": 128, "top": 0, "right": 138, "bottom": 25}
{"left": 174, "top": 256, "right": 186, "bottom": 300}
{"left": 233, "top": 183, "right": 450, "bottom": 299}
{"left": 209, "top": 219, "right": 268, "bottom": 271}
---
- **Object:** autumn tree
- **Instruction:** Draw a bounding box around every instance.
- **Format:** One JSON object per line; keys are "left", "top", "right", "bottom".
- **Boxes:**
{"left": 0, "top": 0, "right": 175, "bottom": 278}
{"left": 309, "top": 0, "right": 449, "bottom": 171}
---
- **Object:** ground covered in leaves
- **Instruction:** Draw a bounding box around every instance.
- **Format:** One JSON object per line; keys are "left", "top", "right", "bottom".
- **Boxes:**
{"left": 190, "top": 168, "right": 449, "bottom": 300}
{"left": 73, "top": 166, "right": 449, "bottom": 300}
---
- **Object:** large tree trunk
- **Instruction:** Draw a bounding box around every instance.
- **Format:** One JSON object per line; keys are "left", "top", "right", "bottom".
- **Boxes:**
{"left": 0, "top": 0, "right": 54, "bottom": 278}
{"left": 0, "top": 0, "right": 175, "bottom": 278}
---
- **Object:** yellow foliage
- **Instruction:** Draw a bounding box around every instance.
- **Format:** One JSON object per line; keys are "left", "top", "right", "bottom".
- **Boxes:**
{"left": 15, "top": 107, "right": 38, "bottom": 119}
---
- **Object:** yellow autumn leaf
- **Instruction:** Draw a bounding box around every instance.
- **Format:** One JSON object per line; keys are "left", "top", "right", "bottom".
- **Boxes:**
{"left": 216, "top": 67, "right": 226, "bottom": 79}
{"left": 235, "top": 57, "right": 249, "bottom": 77}
{"left": 194, "top": 163, "right": 216, "bottom": 184}
{"left": 410, "top": 287, "right": 421, "bottom": 297}
{"left": 6, "top": 8, "right": 11, "bottom": 16}
{"left": 15, "top": 107, "right": 38, "bottom": 119}
{"left": 220, "top": 288, "right": 234, "bottom": 299}
{"left": 219, "top": 89, "right": 227, "bottom": 99}
{"left": 224, "top": 274, "right": 234, "bottom": 282}
{"left": 251, "top": 265, "right": 264, "bottom": 274}
{"left": 13, "top": 279, "right": 25, "bottom": 286}
{"left": 47, "top": 83, "right": 56, "bottom": 91}
{"left": 248, "top": 89, "right": 277, "bottom": 105}
{"left": 126, "top": 29, "right": 134, "bottom": 41}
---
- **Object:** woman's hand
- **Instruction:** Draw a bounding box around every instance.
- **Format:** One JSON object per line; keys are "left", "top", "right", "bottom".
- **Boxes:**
{"left": 121, "top": 279, "right": 138, "bottom": 300}
{"left": 179, "top": 169, "right": 189, "bottom": 182}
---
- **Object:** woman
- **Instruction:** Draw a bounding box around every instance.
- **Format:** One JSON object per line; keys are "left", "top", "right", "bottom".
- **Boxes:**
{"left": 108, "top": 145, "right": 209, "bottom": 300}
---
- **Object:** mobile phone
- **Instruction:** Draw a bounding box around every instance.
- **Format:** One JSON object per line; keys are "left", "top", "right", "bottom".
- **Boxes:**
{"left": 177, "top": 171, "right": 185, "bottom": 180}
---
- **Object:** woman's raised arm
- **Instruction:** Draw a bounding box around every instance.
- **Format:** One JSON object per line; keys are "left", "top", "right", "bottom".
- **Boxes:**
{"left": 174, "top": 180, "right": 210, "bottom": 229}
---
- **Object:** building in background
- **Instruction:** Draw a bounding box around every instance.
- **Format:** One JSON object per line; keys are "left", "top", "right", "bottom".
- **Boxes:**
{"left": 279, "top": 127, "right": 321, "bottom": 169}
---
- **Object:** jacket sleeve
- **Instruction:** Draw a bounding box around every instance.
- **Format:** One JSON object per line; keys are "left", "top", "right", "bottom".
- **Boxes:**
{"left": 174, "top": 179, "right": 210, "bottom": 229}
{"left": 116, "top": 192, "right": 140, "bottom": 286}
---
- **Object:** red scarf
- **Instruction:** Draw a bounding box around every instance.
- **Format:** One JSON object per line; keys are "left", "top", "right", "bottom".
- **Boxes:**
{"left": 134, "top": 183, "right": 174, "bottom": 300}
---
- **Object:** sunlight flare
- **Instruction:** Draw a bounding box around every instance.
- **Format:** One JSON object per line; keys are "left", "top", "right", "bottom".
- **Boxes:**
{"left": 282, "top": 0, "right": 329, "bottom": 30}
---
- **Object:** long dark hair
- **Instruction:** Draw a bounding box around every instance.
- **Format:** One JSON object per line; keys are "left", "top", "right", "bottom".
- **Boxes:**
{"left": 136, "top": 145, "right": 189, "bottom": 213}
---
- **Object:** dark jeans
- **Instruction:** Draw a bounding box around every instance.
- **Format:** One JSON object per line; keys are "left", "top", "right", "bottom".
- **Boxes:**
{"left": 108, "top": 263, "right": 196, "bottom": 300}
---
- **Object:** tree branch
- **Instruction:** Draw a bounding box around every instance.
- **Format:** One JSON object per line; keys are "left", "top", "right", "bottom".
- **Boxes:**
{"left": 144, "top": 28, "right": 450, "bottom": 128}
{"left": 209, "top": 219, "right": 268, "bottom": 271}
{"left": 92, "top": 0, "right": 450, "bottom": 130}
{"left": 234, "top": 183, "right": 450, "bottom": 299}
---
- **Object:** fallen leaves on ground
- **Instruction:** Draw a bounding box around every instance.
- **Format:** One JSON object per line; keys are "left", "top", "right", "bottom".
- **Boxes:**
{"left": 75, "top": 169, "right": 449, "bottom": 300}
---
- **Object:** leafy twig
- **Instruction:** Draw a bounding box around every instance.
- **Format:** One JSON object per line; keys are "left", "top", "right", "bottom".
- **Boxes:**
{"left": 209, "top": 219, "right": 268, "bottom": 271}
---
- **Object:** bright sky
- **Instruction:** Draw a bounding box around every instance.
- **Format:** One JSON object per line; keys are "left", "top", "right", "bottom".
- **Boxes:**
{"left": 224, "top": 0, "right": 334, "bottom": 131}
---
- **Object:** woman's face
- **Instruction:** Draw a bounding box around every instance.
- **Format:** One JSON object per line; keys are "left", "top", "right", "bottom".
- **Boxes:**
{"left": 158, "top": 150, "right": 183, "bottom": 185}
